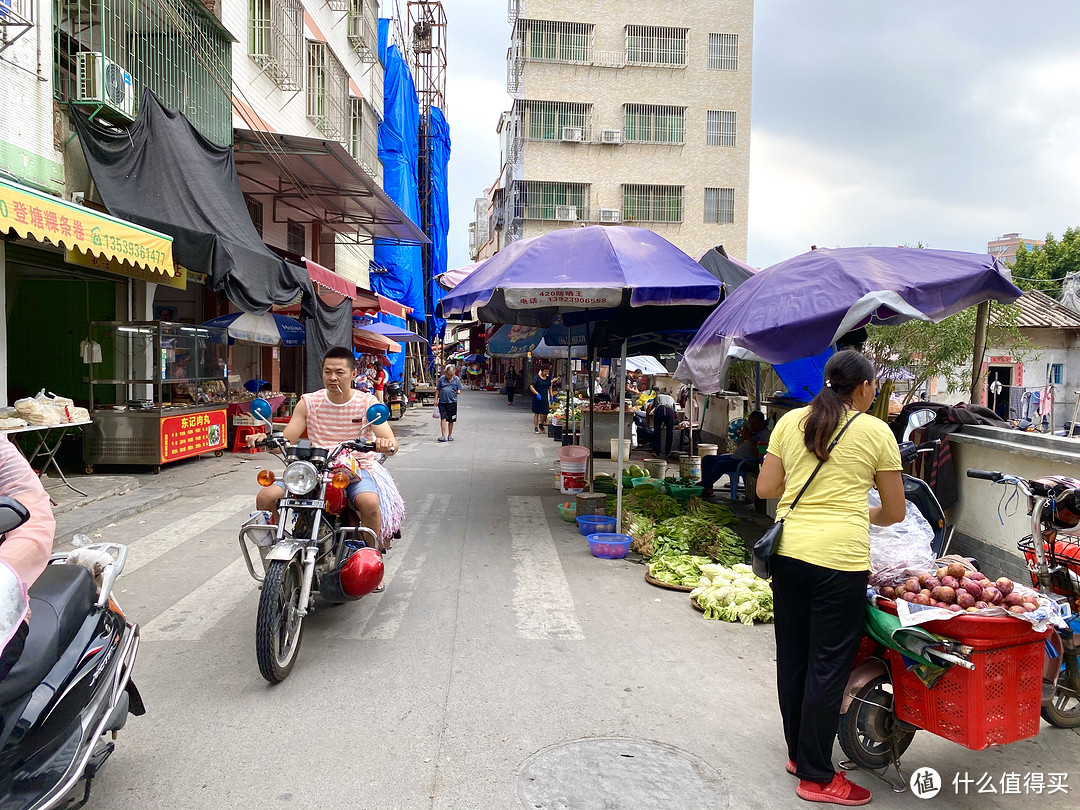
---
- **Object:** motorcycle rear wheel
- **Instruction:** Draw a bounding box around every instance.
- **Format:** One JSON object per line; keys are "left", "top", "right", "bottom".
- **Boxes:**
{"left": 1042, "top": 685, "right": 1080, "bottom": 728}
{"left": 256, "top": 559, "right": 305, "bottom": 683}
{"left": 837, "top": 673, "right": 916, "bottom": 770}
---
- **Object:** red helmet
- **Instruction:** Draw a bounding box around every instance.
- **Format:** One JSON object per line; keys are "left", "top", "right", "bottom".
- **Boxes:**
{"left": 339, "top": 547, "right": 384, "bottom": 598}
{"left": 1033, "top": 476, "right": 1080, "bottom": 529}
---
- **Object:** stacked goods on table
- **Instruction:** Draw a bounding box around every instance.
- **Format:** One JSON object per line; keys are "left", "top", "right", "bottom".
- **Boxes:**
{"left": 623, "top": 489, "right": 745, "bottom": 564}
{"left": 8, "top": 391, "right": 90, "bottom": 428}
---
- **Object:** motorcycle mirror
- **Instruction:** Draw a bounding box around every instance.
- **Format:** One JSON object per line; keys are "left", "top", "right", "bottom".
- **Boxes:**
{"left": 0, "top": 496, "right": 30, "bottom": 536}
{"left": 902, "top": 408, "right": 936, "bottom": 443}
{"left": 250, "top": 397, "right": 274, "bottom": 426}
{"left": 365, "top": 403, "right": 390, "bottom": 426}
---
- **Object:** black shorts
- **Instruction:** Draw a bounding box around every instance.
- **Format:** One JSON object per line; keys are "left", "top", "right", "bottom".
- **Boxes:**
{"left": 438, "top": 401, "right": 458, "bottom": 422}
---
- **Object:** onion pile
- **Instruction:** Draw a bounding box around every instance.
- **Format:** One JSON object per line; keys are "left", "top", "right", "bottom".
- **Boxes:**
{"left": 876, "top": 561, "right": 1039, "bottom": 614}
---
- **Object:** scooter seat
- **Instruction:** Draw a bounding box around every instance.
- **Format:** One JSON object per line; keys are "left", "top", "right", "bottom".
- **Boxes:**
{"left": 0, "top": 565, "right": 96, "bottom": 707}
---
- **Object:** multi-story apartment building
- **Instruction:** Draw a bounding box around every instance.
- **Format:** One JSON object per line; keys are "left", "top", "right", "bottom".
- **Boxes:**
{"left": 988, "top": 232, "right": 1044, "bottom": 267}
{"left": 485, "top": 0, "right": 753, "bottom": 260}
{"left": 224, "top": 0, "right": 387, "bottom": 288}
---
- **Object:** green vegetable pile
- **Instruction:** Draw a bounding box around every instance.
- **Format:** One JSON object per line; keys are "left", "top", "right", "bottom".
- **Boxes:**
{"left": 691, "top": 564, "right": 774, "bottom": 625}
{"left": 663, "top": 475, "right": 698, "bottom": 486}
{"left": 623, "top": 494, "right": 746, "bottom": 565}
{"left": 647, "top": 554, "right": 713, "bottom": 588}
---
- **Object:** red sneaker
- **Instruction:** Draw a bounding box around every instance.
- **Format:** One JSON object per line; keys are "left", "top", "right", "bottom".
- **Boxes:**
{"left": 786, "top": 760, "right": 797, "bottom": 775}
{"left": 795, "top": 773, "right": 871, "bottom": 806}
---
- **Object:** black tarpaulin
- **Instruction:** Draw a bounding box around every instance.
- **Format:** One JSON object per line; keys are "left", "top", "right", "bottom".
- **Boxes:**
{"left": 301, "top": 267, "right": 354, "bottom": 392}
{"left": 72, "top": 91, "right": 314, "bottom": 318}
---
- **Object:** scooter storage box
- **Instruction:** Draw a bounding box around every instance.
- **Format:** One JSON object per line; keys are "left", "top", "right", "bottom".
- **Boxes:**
{"left": 879, "top": 600, "right": 1050, "bottom": 749}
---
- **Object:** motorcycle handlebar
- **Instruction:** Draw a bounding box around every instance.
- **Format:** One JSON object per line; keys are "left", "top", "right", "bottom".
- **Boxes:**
{"left": 966, "top": 469, "right": 1003, "bottom": 482}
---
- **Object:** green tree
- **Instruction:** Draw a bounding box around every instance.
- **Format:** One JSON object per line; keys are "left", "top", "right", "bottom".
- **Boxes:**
{"left": 1008, "top": 227, "right": 1080, "bottom": 298}
{"left": 864, "top": 304, "right": 1028, "bottom": 405}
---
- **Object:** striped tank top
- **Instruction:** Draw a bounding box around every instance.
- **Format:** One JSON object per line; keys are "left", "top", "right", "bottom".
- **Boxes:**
{"left": 302, "top": 389, "right": 377, "bottom": 466}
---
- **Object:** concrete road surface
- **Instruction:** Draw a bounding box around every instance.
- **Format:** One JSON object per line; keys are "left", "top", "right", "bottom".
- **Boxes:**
{"left": 76, "top": 390, "right": 1079, "bottom": 810}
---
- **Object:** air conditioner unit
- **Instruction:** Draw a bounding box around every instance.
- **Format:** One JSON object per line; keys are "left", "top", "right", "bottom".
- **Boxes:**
{"left": 555, "top": 205, "right": 578, "bottom": 221}
{"left": 77, "top": 52, "right": 135, "bottom": 119}
{"left": 561, "top": 127, "right": 583, "bottom": 142}
{"left": 599, "top": 208, "right": 622, "bottom": 223}
{"left": 600, "top": 128, "right": 622, "bottom": 144}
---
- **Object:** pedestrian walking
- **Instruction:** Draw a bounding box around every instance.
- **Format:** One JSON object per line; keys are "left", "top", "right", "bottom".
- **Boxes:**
{"left": 529, "top": 366, "right": 552, "bottom": 433}
{"left": 755, "top": 350, "right": 905, "bottom": 807}
{"left": 505, "top": 367, "right": 518, "bottom": 405}
{"left": 436, "top": 364, "right": 462, "bottom": 442}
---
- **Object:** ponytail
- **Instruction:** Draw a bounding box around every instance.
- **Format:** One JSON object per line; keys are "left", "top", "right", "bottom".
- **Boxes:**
{"left": 802, "top": 350, "right": 875, "bottom": 461}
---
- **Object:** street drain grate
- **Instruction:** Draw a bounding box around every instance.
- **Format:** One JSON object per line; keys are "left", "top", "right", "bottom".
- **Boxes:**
{"left": 516, "top": 737, "right": 727, "bottom": 810}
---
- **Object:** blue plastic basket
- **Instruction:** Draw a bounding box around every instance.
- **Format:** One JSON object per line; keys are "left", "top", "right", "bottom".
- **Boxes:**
{"left": 577, "top": 514, "right": 616, "bottom": 536}
{"left": 587, "top": 533, "right": 632, "bottom": 559}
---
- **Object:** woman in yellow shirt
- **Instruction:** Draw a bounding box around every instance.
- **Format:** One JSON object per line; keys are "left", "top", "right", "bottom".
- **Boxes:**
{"left": 757, "top": 350, "right": 906, "bottom": 807}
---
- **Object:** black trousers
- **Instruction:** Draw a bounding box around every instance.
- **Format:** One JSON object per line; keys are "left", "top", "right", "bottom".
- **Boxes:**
{"left": 507, "top": 385, "right": 516, "bottom": 404}
{"left": 652, "top": 405, "right": 675, "bottom": 455}
{"left": 772, "top": 554, "right": 868, "bottom": 783}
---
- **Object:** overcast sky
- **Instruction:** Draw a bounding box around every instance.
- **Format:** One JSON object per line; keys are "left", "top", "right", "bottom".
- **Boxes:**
{"left": 442, "top": 1, "right": 1080, "bottom": 271}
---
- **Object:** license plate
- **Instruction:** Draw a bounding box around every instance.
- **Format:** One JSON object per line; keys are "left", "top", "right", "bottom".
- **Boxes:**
{"left": 281, "top": 499, "right": 325, "bottom": 509}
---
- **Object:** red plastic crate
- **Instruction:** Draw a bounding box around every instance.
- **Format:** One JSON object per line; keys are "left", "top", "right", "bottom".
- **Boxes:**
{"left": 886, "top": 638, "right": 1046, "bottom": 750}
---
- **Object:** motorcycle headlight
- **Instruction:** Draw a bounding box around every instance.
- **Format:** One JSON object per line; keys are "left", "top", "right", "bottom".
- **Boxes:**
{"left": 283, "top": 461, "right": 320, "bottom": 495}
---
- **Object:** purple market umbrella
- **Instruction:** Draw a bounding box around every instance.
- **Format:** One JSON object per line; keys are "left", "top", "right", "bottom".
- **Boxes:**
{"left": 437, "top": 226, "right": 721, "bottom": 326}
{"left": 677, "top": 247, "right": 1022, "bottom": 393}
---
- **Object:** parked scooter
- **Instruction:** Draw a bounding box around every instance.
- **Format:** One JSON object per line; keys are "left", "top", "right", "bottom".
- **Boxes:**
{"left": 0, "top": 497, "right": 143, "bottom": 809}
{"left": 384, "top": 380, "right": 407, "bottom": 421}
{"left": 238, "top": 399, "right": 393, "bottom": 683}
{"left": 836, "top": 412, "right": 1080, "bottom": 785}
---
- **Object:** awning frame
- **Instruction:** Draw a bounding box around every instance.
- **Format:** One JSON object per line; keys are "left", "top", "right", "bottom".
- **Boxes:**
{"left": 233, "top": 129, "right": 429, "bottom": 246}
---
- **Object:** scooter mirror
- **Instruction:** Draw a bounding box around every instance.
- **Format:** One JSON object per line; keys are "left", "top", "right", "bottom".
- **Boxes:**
{"left": 250, "top": 397, "right": 274, "bottom": 426}
{"left": 902, "top": 408, "right": 936, "bottom": 443}
{"left": 0, "top": 496, "right": 30, "bottom": 536}
{"left": 365, "top": 403, "right": 390, "bottom": 426}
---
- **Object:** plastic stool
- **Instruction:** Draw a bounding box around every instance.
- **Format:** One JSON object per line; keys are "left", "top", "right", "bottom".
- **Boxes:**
{"left": 233, "top": 425, "right": 262, "bottom": 454}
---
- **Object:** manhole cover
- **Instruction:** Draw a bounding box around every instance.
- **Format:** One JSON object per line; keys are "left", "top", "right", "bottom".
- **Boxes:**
{"left": 516, "top": 737, "right": 727, "bottom": 810}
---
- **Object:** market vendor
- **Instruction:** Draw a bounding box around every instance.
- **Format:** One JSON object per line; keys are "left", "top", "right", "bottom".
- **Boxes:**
{"left": 698, "top": 411, "right": 771, "bottom": 497}
{"left": 168, "top": 352, "right": 194, "bottom": 404}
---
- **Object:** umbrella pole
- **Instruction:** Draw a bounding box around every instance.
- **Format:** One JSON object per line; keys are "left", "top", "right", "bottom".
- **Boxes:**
{"left": 755, "top": 362, "right": 761, "bottom": 410}
{"left": 588, "top": 344, "right": 595, "bottom": 492}
{"left": 616, "top": 337, "right": 628, "bottom": 534}
{"left": 689, "top": 383, "right": 695, "bottom": 456}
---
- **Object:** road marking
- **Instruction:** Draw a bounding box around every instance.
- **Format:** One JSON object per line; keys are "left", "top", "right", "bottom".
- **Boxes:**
{"left": 140, "top": 557, "right": 255, "bottom": 641}
{"left": 122, "top": 494, "right": 254, "bottom": 575}
{"left": 508, "top": 496, "right": 584, "bottom": 640}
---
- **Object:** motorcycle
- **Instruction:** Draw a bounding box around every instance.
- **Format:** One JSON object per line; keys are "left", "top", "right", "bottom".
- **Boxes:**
{"left": 238, "top": 399, "right": 392, "bottom": 683}
{"left": 384, "top": 380, "right": 406, "bottom": 421}
{"left": 836, "top": 413, "right": 1080, "bottom": 787}
{"left": 0, "top": 497, "right": 143, "bottom": 810}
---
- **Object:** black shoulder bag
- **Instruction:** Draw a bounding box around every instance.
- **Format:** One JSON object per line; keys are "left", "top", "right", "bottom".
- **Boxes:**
{"left": 751, "top": 413, "right": 861, "bottom": 579}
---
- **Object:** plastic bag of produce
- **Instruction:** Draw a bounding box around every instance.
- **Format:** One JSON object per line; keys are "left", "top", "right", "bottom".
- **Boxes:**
{"left": 868, "top": 488, "right": 936, "bottom": 573}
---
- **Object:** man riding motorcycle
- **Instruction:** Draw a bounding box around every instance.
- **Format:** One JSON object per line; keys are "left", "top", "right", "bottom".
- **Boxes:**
{"left": 248, "top": 347, "right": 400, "bottom": 555}
{"left": 0, "top": 437, "right": 55, "bottom": 680}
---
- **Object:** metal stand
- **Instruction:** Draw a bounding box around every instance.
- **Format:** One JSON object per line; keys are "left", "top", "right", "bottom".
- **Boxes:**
{"left": 10, "top": 422, "right": 92, "bottom": 496}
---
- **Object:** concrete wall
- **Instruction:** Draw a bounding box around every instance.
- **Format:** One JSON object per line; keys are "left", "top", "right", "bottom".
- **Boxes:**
{"left": 947, "top": 426, "right": 1080, "bottom": 582}
{"left": 515, "top": 0, "right": 753, "bottom": 259}
{"left": 0, "top": 2, "right": 64, "bottom": 193}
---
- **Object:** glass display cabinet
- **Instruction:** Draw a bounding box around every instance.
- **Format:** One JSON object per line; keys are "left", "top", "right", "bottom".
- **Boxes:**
{"left": 84, "top": 321, "right": 230, "bottom": 472}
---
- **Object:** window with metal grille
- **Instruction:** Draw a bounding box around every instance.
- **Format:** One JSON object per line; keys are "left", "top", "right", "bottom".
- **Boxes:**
{"left": 517, "top": 19, "right": 591, "bottom": 63}
{"left": 348, "top": 98, "right": 381, "bottom": 180}
{"left": 518, "top": 182, "right": 588, "bottom": 221}
{"left": 306, "top": 40, "right": 348, "bottom": 140}
{"left": 624, "top": 104, "right": 685, "bottom": 144}
{"left": 706, "top": 110, "right": 736, "bottom": 147}
{"left": 622, "top": 185, "right": 683, "bottom": 223}
{"left": 704, "top": 188, "right": 735, "bottom": 224}
{"left": 523, "top": 101, "right": 592, "bottom": 140}
{"left": 249, "top": 0, "right": 303, "bottom": 91}
{"left": 53, "top": 0, "right": 233, "bottom": 146}
{"left": 708, "top": 33, "right": 739, "bottom": 70}
{"left": 625, "top": 26, "right": 687, "bottom": 66}
{"left": 246, "top": 196, "right": 264, "bottom": 237}
{"left": 287, "top": 220, "right": 305, "bottom": 255}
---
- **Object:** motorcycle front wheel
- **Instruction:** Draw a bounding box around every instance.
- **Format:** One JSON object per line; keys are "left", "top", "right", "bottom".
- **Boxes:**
{"left": 837, "top": 673, "right": 916, "bottom": 770}
{"left": 256, "top": 559, "right": 305, "bottom": 683}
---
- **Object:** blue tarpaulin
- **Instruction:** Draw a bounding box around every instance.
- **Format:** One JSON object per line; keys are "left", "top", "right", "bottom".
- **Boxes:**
{"left": 374, "top": 19, "right": 425, "bottom": 383}
{"left": 427, "top": 106, "right": 451, "bottom": 344}
{"left": 773, "top": 346, "right": 834, "bottom": 402}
